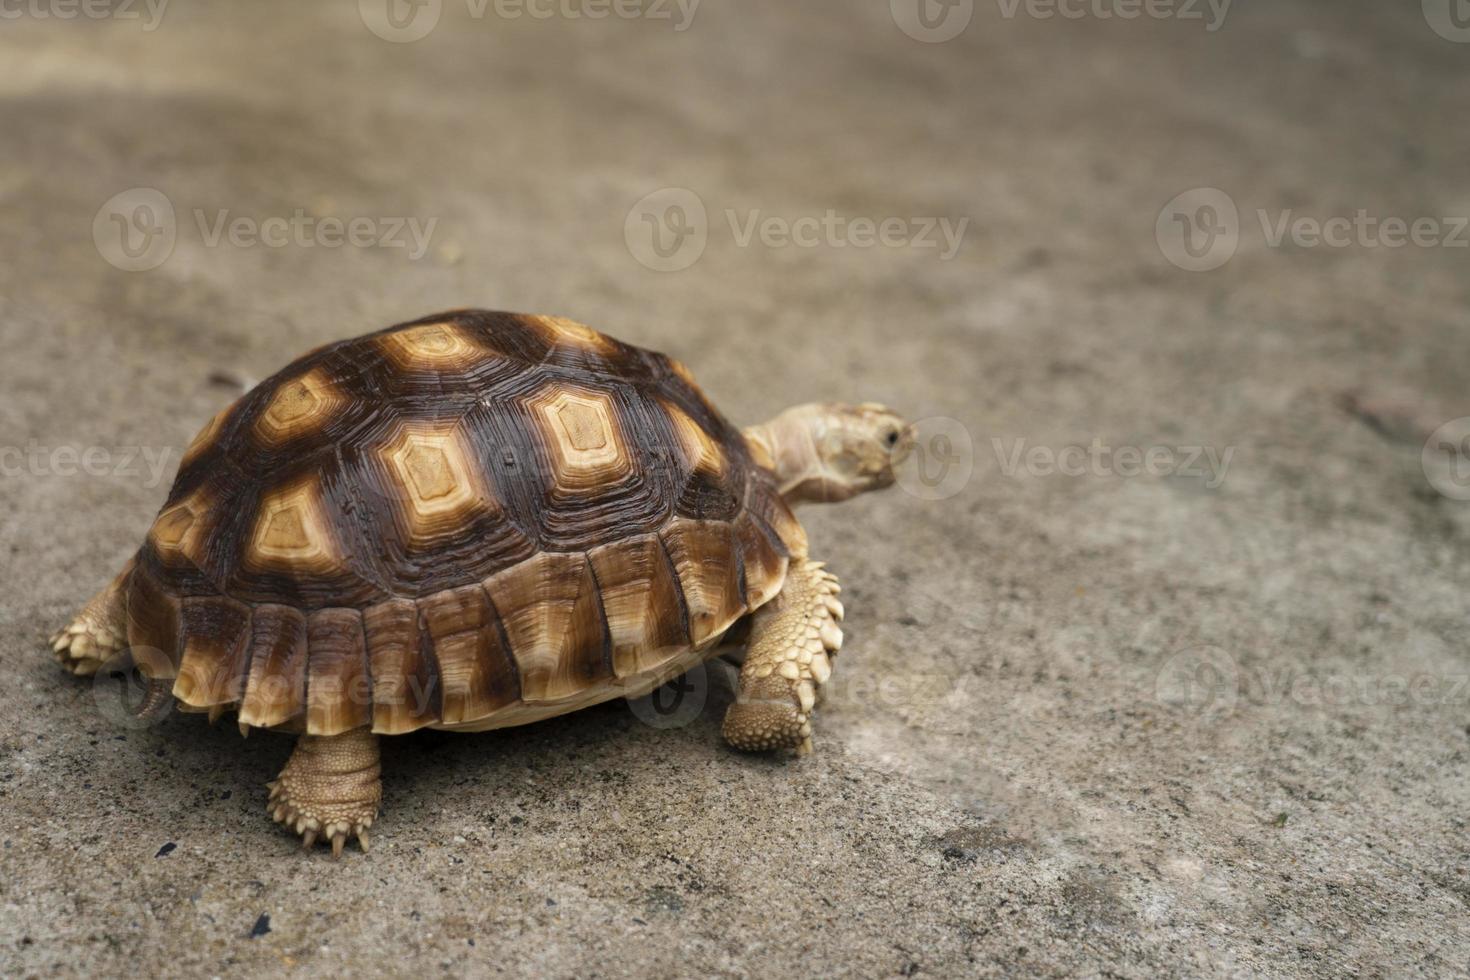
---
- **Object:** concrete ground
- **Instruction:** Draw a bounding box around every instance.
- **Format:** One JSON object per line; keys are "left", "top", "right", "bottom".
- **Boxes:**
{"left": 2, "top": 0, "right": 1468, "bottom": 975}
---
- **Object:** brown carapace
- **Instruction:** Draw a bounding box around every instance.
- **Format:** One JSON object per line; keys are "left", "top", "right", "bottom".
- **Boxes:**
{"left": 51, "top": 310, "right": 910, "bottom": 856}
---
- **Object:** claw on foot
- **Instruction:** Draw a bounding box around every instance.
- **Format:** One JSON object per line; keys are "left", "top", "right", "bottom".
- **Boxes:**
{"left": 51, "top": 568, "right": 132, "bottom": 677}
{"left": 267, "top": 779, "right": 375, "bottom": 857}
{"left": 50, "top": 617, "right": 127, "bottom": 676}
{"left": 267, "top": 729, "right": 381, "bottom": 857}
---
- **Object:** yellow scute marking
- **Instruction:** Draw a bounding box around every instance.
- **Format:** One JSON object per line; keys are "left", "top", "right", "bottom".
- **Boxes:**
{"left": 148, "top": 493, "right": 209, "bottom": 564}
{"left": 262, "top": 508, "right": 309, "bottom": 550}
{"left": 377, "top": 421, "right": 494, "bottom": 543}
{"left": 401, "top": 442, "right": 458, "bottom": 501}
{"left": 526, "top": 388, "right": 629, "bottom": 489}
{"left": 265, "top": 380, "right": 318, "bottom": 425}
{"left": 379, "top": 322, "right": 484, "bottom": 369}
{"left": 253, "top": 368, "right": 343, "bottom": 444}
{"left": 248, "top": 479, "right": 339, "bottom": 572}
{"left": 664, "top": 401, "right": 726, "bottom": 475}
{"left": 556, "top": 399, "right": 610, "bottom": 452}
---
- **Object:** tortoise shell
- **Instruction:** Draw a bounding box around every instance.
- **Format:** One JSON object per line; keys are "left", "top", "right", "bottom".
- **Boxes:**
{"left": 125, "top": 311, "right": 807, "bottom": 736}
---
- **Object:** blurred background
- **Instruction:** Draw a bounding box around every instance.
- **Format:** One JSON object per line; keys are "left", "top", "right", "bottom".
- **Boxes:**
{"left": 2, "top": 1, "right": 1468, "bottom": 976}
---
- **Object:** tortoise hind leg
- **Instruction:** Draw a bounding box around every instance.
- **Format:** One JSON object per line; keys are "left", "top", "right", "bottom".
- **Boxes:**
{"left": 722, "top": 558, "right": 843, "bottom": 756}
{"left": 268, "top": 728, "right": 382, "bottom": 857}
{"left": 51, "top": 560, "right": 134, "bottom": 676}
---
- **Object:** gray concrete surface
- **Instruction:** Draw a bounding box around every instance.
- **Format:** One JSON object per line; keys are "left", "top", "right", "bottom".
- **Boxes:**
{"left": 2, "top": 0, "right": 1468, "bottom": 976}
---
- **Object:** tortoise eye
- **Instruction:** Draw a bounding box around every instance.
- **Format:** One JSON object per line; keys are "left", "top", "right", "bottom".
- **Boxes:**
{"left": 883, "top": 429, "right": 900, "bottom": 447}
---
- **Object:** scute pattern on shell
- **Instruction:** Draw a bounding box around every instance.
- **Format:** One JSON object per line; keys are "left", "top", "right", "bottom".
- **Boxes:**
{"left": 125, "top": 311, "right": 803, "bottom": 736}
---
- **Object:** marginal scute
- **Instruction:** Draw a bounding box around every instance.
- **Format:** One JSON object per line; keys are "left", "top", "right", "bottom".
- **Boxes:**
{"left": 659, "top": 517, "right": 747, "bottom": 647}
{"left": 588, "top": 533, "right": 691, "bottom": 677}
{"left": 173, "top": 595, "right": 253, "bottom": 708}
{"left": 749, "top": 478, "right": 808, "bottom": 558}
{"left": 125, "top": 565, "right": 181, "bottom": 677}
{"left": 237, "top": 604, "right": 309, "bottom": 729}
{"left": 483, "top": 552, "right": 611, "bottom": 703}
{"left": 734, "top": 512, "right": 789, "bottom": 610}
{"left": 364, "top": 598, "right": 437, "bottom": 735}
{"left": 418, "top": 584, "right": 520, "bottom": 724}
{"left": 306, "top": 608, "right": 372, "bottom": 735}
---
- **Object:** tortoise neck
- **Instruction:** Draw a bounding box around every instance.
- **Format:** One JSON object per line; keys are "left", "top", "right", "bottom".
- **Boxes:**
{"left": 743, "top": 405, "right": 829, "bottom": 505}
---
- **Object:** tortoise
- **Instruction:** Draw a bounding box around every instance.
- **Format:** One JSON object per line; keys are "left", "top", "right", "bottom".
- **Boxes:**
{"left": 49, "top": 310, "right": 910, "bottom": 855}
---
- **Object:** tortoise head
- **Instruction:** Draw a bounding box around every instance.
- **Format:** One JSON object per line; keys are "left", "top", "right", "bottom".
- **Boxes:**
{"left": 745, "top": 402, "right": 913, "bottom": 505}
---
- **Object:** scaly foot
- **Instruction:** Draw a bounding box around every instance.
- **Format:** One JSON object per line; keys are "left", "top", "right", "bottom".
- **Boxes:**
{"left": 268, "top": 728, "right": 382, "bottom": 857}
{"left": 723, "top": 558, "right": 842, "bottom": 756}
{"left": 51, "top": 565, "right": 132, "bottom": 676}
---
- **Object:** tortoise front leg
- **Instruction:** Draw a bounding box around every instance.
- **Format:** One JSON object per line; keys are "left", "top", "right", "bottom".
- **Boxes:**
{"left": 722, "top": 558, "right": 843, "bottom": 756}
{"left": 268, "top": 728, "right": 381, "bottom": 856}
